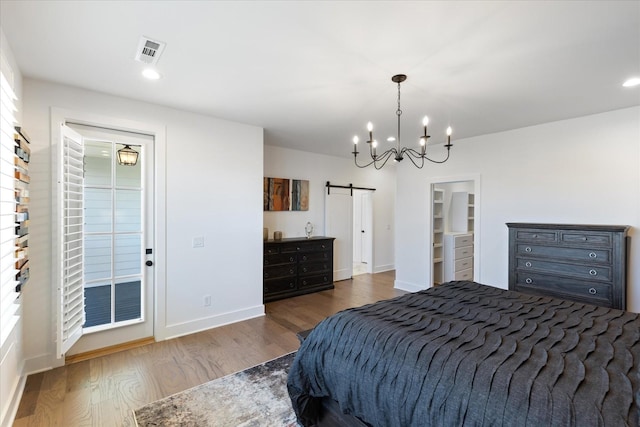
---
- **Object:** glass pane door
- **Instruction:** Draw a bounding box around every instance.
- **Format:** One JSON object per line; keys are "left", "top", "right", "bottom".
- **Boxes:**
{"left": 83, "top": 140, "right": 143, "bottom": 330}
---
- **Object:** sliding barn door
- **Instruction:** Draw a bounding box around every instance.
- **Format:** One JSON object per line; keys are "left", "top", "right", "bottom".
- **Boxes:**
{"left": 325, "top": 187, "right": 353, "bottom": 281}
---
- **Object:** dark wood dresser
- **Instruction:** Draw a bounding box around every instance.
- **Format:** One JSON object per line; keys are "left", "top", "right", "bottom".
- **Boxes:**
{"left": 263, "top": 236, "right": 335, "bottom": 302}
{"left": 507, "top": 223, "right": 630, "bottom": 310}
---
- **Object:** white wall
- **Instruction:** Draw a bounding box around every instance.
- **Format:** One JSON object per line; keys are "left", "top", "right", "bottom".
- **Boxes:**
{"left": 21, "top": 78, "right": 264, "bottom": 373}
{"left": 396, "top": 107, "right": 640, "bottom": 313}
{"left": 0, "top": 26, "right": 24, "bottom": 427}
{"left": 264, "top": 145, "right": 395, "bottom": 273}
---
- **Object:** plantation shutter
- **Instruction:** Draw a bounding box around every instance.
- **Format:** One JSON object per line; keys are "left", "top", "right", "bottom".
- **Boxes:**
{"left": 0, "top": 70, "right": 19, "bottom": 347}
{"left": 57, "top": 124, "right": 85, "bottom": 357}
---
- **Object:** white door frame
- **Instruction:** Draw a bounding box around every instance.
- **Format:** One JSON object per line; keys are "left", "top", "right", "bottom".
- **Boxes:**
{"left": 50, "top": 108, "right": 167, "bottom": 366}
{"left": 426, "top": 174, "right": 481, "bottom": 287}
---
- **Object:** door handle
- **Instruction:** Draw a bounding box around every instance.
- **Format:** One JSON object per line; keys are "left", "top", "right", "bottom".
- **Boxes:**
{"left": 146, "top": 260, "right": 153, "bottom": 266}
{"left": 361, "top": 230, "right": 365, "bottom": 233}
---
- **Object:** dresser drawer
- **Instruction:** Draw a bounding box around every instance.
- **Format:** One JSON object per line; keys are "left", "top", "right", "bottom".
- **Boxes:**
{"left": 516, "top": 244, "right": 610, "bottom": 264}
{"left": 455, "top": 246, "right": 473, "bottom": 259}
{"left": 264, "top": 277, "right": 296, "bottom": 295}
{"left": 454, "top": 268, "right": 473, "bottom": 281}
{"left": 560, "top": 231, "right": 612, "bottom": 246}
{"left": 281, "top": 240, "right": 331, "bottom": 253}
{"left": 299, "top": 251, "right": 330, "bottom": 263}
{"left": 264, "top": 244, "right": 280, "bottom": 255}
{"left": 515, "top": 272, "right": 612, "bottom": 307}
{"left": 455, "top": 257, "right": 473, "bottom": 272}
{"left": 452, "top": 234, "right": 473, "bottom": 248}
{"left": 517, "top": 258, "right": 612, "bottom": 282}
{"left": 264, "top": 253, "right": 296, "bottom": 266}
{"left": 263, "top": 264, "right": 296, "bottom": 280}
{"left": 299, "top": 261, "right": 331, "bottom": 276}
{"left": 299, "top": 273, "right": 332, "bottom": 289}
{"left": 515, "top": 230, "right": 557, "bottom": 242}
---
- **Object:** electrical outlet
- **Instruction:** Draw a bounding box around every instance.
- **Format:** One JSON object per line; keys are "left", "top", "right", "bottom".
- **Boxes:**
{"left": 204, "top": 295, "right": 211, "bottom": 307}
{"left": 193, "top": 236, "right": 204, "bottom": 248}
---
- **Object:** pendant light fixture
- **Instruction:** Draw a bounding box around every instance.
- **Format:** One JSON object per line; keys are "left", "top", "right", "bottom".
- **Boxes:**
{"left": 117, "top": 145, "right": 139, "bottom": 166}
{"left": 352, "top": 74, "right": 453, "bottom": 169}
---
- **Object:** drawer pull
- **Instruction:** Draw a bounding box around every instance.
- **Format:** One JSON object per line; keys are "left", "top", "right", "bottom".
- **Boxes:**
{"left": 290, "top": 269, "right": 295, "bottom": 274}
{"left": 525, "top": 261, "right": 532, "bottom": 268}
{"left": 589, "top": 252, "right": 597, "bottom": 259}
{"left": 290, "top": 257, "right": 295, "bottom": 262}
{"left": 303, "top": 267, "right": 308, "bottom": 273}
{"left": 525, "top": 278, "right": 533, "bottom": 284}
{"left": 302, "top": 256, "right": 308, "bottom": 261}
{"left": 589, "top": 287, "right": 597, "bottom": 295}
{"left": 525, "top": 247, "right": 532, "bottom": 252}
{"left": 582, "top": 236, "right": 588, "bottom": 241}
{"left": 290, "top": 283, "right": 295, "bottom": 289}
{"left": 533, "top": 234, "right": 538, "bottom": 238}
{"left": 589, "top": 269, "right": 597, "bottom": 276}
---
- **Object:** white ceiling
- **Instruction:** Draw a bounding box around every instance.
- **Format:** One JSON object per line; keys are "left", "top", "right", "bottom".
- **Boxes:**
{"left": 2, "top": 1, "right": 639, "bottom": 158}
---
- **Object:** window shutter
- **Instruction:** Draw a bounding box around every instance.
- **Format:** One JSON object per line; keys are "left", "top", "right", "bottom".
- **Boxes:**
{"left": 57, "top": 124, "right": 85, "bottom": 356}
{"left": 0, "top": 70, "right": 19, "bottom": 347}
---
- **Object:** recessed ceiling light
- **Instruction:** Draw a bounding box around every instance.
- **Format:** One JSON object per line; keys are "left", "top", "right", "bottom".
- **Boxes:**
{"left": 142, "top": 68, "right": 161, "bottom": 80}
{"left": 622, "top": 77, "right": 640, "bottom": 87}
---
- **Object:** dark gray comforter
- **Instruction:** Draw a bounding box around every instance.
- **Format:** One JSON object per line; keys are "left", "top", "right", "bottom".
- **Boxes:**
{"left": 287, "top": 281, "right": 640, "bottom": 426}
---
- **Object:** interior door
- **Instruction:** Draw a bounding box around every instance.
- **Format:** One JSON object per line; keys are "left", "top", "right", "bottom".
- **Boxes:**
{"left": 361, "top": 191, "right": 373, "bottom": 270}
{"left": 325, "top": 186, "right": 353, "bottom": 281}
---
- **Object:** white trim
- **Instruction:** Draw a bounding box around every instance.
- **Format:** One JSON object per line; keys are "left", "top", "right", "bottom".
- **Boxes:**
{"left": 49, "top": 108, "right": 167, "bottom": 363}
{"left": 373, "top": 263, "right": 395, "bottom": 274}
{"left": 426, "top": 174, "right": 482, "bottom": 287}
{"left": 394, "top": 279, "right": 424, "bottom": 293}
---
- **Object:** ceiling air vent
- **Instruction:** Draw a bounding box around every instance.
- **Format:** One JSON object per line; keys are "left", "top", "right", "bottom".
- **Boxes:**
{"left": 135, "top": 36, "right": 166, "bottom": 65}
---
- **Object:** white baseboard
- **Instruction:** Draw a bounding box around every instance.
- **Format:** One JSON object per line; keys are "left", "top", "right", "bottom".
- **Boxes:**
{"left": 23, "top": 353, "right": 55, "bottom": 376}
{"left": 394, "top": 280, "right": 427, "bottom": 293}
{"left": 0, "top": 372, "right": 25, "bottom": 427}
{"left": 161, "top": 305, "right": 265, "bottom": 341}
{"left": 373, "top": 264, "right": 394, "bottom": 274}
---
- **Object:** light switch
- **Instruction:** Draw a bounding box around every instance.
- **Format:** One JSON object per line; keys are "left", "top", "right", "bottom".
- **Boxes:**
{"left": 193, "top": 236, "right": 204, "bottom": 248}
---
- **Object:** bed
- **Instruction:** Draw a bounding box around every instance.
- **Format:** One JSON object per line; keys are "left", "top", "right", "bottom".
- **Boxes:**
{"left": 287, "top": 280, "right": 640, "bottom": 426}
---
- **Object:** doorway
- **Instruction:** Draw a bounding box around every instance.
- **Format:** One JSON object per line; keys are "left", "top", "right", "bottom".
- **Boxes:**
{"left": 65, "top": 124, "right": 155, "bottom": 355}
{"left": 429, "top": 176, "right": 480, "bottom": 286}
{"left": 352, "top": 189, "right": 373, "bottom": 276}
{"left": 324, "top": 183, "right": 375, "bottom": 281}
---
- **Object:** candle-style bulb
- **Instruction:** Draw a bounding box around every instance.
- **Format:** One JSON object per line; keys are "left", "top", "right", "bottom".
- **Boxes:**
{"left": 372, "top": 140, "right": 378, "bottom": 148}
{"left": 353, "top": 135, "right": 359, "bottom": 145}
{"left": 367, "top": 122, "right": 373, "bottom": 132}
{"left": 422, "top": 116, "right": 429, "bottom": 127}
{"left": 419, "top": 137, "right": 426, "bottom": 147}
{"left": 446, "top": 126, "right": 452, "bottom": 136}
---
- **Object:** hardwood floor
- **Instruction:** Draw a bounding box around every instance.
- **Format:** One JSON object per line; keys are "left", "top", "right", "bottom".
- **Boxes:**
{"left": 13, "top": 271, "right": 404, "bottom": 426}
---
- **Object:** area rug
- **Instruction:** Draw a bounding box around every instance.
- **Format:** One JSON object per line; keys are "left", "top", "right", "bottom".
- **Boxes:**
{"left": 134, "top": 352, "right": 299, "bottom": 426}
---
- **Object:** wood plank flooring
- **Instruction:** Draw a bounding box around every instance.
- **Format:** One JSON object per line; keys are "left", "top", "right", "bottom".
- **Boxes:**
{"left": 13, "top": 271, "right": 404, "bottom": 426}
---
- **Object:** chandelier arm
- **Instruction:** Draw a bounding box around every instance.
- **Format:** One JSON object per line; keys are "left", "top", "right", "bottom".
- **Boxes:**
{"left": 354, "top": 155, "right": 377, "bottom": 169}
{"left": 402, "top": 148, "right": 426, "bottom": 169}
{"left": 404, "top": 147, "right": 452, "bottom": 164}
{"left": 372, "top": 150, "right": 396, "bottom": 170}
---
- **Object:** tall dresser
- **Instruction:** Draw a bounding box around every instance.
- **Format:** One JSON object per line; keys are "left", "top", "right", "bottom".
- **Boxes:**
{"left": 443, "top": 232, "right": 474, "bottom": 282}
{"left": 263, "top": 236, "right": 335, "bottom": 302}
{"left": 507, "top": 223, "right": 630, "bottom": 310}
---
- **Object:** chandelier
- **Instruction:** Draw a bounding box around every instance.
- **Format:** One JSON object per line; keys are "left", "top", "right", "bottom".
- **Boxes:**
{"left": 352, "top": 74, "right": 453, "bottom": 169}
